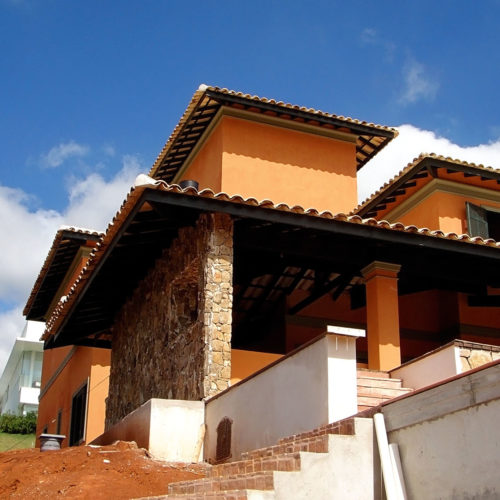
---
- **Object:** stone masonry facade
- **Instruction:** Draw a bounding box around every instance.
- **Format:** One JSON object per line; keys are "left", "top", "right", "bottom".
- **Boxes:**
{"left": 105, "top": 212, "right": 233, "bottom": 428}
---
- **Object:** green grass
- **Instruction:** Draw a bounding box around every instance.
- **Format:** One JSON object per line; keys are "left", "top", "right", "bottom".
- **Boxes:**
{"left": 0, "top": 432, "right": 36, "bottom": 452}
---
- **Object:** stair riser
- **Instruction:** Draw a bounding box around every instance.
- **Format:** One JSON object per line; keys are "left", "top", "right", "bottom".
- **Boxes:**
{"left": 241, "top": 436, "right": 329, "bottom": 460}
{"left": 357, "top": 387, "right": 412, "bottom": 398}
{"left": 208, "top": 454, "right": 301, "bottom": 478}
{"left": 169, "top": 473, "right": 275, "bottom": 495}
{"left": 357, "top": 378, "right": 404, "bottom": 389}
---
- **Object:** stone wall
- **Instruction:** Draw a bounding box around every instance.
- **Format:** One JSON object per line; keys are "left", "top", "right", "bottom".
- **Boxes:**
{"left": 459, "top": 342, "right": 500, "bottom": 371}
{"left": 105, "top": 212, "right": 233, "bottom": 428}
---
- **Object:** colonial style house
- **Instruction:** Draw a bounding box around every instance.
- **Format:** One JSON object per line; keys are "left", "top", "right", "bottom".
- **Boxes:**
{"left": 28, "top": 86, "right": 500, "bottom": 498}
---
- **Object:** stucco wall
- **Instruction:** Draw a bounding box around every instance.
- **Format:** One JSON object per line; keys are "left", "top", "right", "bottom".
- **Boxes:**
{"left": 106, "top": 213, "right": 233, "bottom": 428}
{"left": 383, "top": 361, "right": 500, "bottom": 499}
{"left": 205, "top": 332, "right": 359, "bottom": 462}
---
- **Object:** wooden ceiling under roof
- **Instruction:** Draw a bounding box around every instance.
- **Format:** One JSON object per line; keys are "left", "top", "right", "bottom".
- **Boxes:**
{"left": 45, "top": 188, "right": 500, "bottom": 351}
{"left": 150, "top": 88, "right": 397, "bottom": 183}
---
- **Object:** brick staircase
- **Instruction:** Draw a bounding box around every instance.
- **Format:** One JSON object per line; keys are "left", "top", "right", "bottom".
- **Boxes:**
{"left": 141, "top": 373, "right": 412, "bottom": 499}
{"left": 357, "top": 369, "right": 413, "bottom": 412}
{"left": 159, "top": 417, "right": 375, "bottom": 500}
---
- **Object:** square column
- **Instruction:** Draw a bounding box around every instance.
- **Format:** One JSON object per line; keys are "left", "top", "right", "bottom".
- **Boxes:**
{"left": 361, "top": 261, "right": 402, "bottom": 371}
{"left": 326, "top": 325, "right": 366, "bottom": 422}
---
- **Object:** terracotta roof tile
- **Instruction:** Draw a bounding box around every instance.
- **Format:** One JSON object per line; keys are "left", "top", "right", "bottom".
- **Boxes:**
{"left": 23, "top": 226, "right": 103, "bottom": 319}
{"left": 354, "top": 153, "right": 500, "bottom": 216}
{"left": 43, "top": 178, "right": 500, "bottom": 341}
{"left": 148, "top": 85, "right": 398, "bottom": 181}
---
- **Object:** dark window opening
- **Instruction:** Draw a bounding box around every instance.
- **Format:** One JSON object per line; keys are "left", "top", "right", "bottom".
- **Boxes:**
{"left": 466, "top": 202, "right": 500, "bottom": 240}
{"left": 215, "top": 417, "right": 233, "bottom": 462}
{"left": 56, "top": 409, "right": 62, "bottom": 435}
{"left": 69, "top": 383, "right": 87, "bottom": 446}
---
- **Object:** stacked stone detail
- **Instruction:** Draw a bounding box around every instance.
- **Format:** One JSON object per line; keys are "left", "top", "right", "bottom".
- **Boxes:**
{"left": 105, "top": 212, "right": 233, "bottom": 428}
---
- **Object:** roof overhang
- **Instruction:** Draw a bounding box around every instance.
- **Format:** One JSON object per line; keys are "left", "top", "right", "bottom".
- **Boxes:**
{"left": 24, "top": 227, "right": 103, "bottom": 321}
{"left": 149, "top": 86, "right": 398, "bottom": 182}
{"left": 355, "top": 154, "right": 500, "bottom": 218}
{"left": 43, "top": 182, "right": 500, "bottom": 350}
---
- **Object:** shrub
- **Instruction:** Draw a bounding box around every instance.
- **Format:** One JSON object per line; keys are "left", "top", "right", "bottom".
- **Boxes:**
{"left": 0, "top": 411, "right": 37, "bottom": 434}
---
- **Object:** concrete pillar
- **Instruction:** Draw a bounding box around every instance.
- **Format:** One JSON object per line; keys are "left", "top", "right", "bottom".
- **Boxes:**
{"left": 326, "top": 325, "right": 366, "bottom": 422}
{"left": 361, "top": 261, "right": 402, "bottom": 371}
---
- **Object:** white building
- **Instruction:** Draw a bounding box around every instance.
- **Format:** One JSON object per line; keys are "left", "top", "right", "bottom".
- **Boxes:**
{"left": 0, "top": 321, "right": 44, "bottom": 415}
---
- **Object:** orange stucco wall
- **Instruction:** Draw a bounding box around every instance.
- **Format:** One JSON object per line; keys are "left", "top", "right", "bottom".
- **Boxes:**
{"left": 231, "top": 348, "right": 282, "bottom": 385}
{"left": 181, "top": 115, "right": 358, "bottom": 213}
{"left": 395, "top": 191, "right": 500, "bottom": 234}
{"left": 180, "top": 123, "right": 223, "bottom": 192}
{"left": 37, "top": 347, "right": 110, "bottom": 447}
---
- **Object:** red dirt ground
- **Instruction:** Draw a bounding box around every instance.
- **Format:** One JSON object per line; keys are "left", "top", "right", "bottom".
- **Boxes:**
{"left": 0, "top": 441, "right": 207, "bottom": 499}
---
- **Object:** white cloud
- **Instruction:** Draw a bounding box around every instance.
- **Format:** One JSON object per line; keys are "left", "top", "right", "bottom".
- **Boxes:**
{"left": 41, "top": 140, "right": 89, "bottom": 168}
{"left": 399, "top": 59, "right": 439, "bottom": 105}
{"left": 358, "top": 124, "right": 500, "bottom": 203}
{"left": 0, "top": 307, "right": 25, "bottom": 371}
{"left": 0, "top": 154, "right": 143, "bottom": 368}
{"left": 63, "top": 154, "right": 142, "bottom": 229}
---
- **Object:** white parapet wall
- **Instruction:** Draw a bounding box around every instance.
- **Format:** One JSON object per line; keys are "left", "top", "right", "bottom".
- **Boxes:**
{"left": 390, "top": 340, "right": 500, "bottom": 390}
{"left": 205, "top": 328, "right": 363, "bottom": 462}
{"left": 91, "top": 398, "right": 205, "bottom": 462}
{"left": 383, "top": 360, "right": 500, "bottom": 499}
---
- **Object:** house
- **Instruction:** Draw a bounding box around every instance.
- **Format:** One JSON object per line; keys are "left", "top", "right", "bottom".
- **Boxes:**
{"left": 28, "top": 86, "right": 500, "bottom": 496}
{"left": 23, "top": 226, "right": 110, "bottom": 445}
{"left": 0, "top": 321, "right": 44, "bottom": 416}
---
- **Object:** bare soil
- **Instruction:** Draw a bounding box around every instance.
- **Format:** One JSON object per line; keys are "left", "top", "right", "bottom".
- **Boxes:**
{"left": 0, "top": 441, "right": 206, "bottom": 499}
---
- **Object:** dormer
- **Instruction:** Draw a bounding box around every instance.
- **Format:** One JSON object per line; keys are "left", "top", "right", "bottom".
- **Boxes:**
{"left": 149, "top": 86, "right": 397, "bottom": 214}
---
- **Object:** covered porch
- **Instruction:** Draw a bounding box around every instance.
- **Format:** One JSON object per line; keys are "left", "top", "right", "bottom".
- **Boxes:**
{"left": 44, "top": 182, "right": 500, "bottom": 428}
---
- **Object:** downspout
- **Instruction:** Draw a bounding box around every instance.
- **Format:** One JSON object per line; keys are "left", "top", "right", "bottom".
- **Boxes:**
{"left": 373, "top": 412, "right": 407, "bottom": 500}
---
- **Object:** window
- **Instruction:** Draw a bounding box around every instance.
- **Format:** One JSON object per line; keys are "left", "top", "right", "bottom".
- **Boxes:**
{"left": 466, "top": 202, "right": 500, "bottom": 240}
{"left": 69, "top": 382, "right": 88, "bottom": 446}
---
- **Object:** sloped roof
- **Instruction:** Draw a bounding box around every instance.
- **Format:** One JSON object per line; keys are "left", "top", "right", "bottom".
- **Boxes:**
{"left": 23, "top": 226, "right": 103, "bottom": 321}
{"left": 354, "top": 153, "right": 500, "bottom": 218}
{"left": 148, "top": 85, "right": 398, "bottom": 182}
{"left": 43, "top": 177, "right": 500, "bottom": 347}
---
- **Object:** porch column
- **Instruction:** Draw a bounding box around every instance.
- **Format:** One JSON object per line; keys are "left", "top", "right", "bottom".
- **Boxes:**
{"left": 361, "top": 261, "right": 401, "bottom": 371}
{"left": 202, "top": 212, "right": 234, "bottom": 398}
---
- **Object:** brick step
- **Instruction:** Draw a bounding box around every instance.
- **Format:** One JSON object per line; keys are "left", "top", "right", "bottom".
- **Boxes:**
{"left": 357, "top": 376, "right": 405, "bottom": 389}
{"left": 165, "top": 489, "right": 275, "bottom": 500}
{"left": 357, "top": 392, "right": 410, "bottom": 408}
{"left": 357, "top": 405, "right": 373, "bottom": 412}
{"left": 208, "top": 452, "right": 301, "bottom": 478}
{"left": 277, "top": 417, "right": 355, "bottom": 446}
{"left": 357, "top": 386, "right": 412, "bottom": 398}
{"left": 168, "top": 472, "right": 274, "bottom": 496}
{"left": 356, "top": 369, "right": 390, "bottom": 378}
{"left": 241, "top": 434, "right": 329, "bottom": 460}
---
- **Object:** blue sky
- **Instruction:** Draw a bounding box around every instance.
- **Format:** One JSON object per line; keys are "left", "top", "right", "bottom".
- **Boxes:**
{"left": 1, "top": 0, "right": 500, "bottom": 365}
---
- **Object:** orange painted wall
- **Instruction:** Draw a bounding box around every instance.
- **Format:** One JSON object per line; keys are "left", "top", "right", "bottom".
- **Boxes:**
{"left": 458, "top": 292, "right": 500, "bottom": 334}
{"left": 181, "top": 115, "right": 358, "bottom": 214}
{"left": 397, "top": 191, "right": 500, "bottom": 234}
{"left": 37, "top": 347, "right": 110, "bottom": 447}
{"left": 230, "top": 349, "right": 282, "bottom": 385}
{"left": 180, "top": 124, "right": 223, "bottom": 192}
